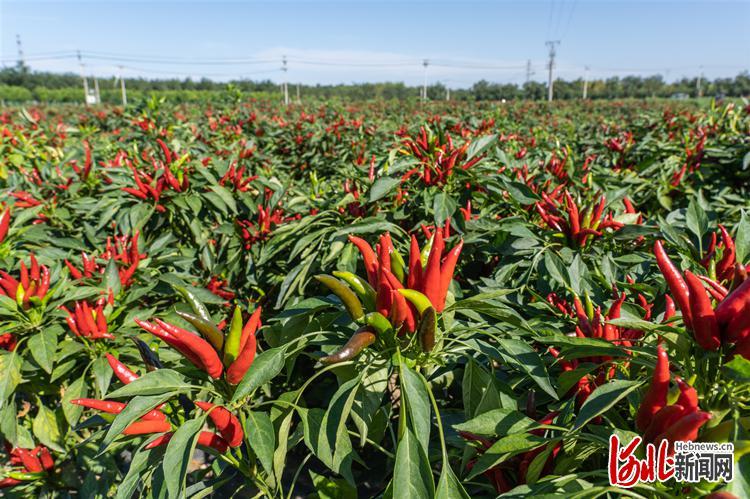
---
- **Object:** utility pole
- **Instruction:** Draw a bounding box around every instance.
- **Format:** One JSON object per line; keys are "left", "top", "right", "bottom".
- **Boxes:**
{"left": 77, "top": 50, "right": 90, "bottom": 106}
{"left": 119, "top": 65, "right": 127, "bottom": 106}
{"left": 446, "top": 86, "right": 450, "bottom": 101}
{"left": 696, "top": 66, "right": 703, "bottom": 98}
{"left": 582, "top": 66, "right": 590, "bottom": 99}
{"left": 15, "top": 34, "right": 25, "bottom": 71}
{"left": 93, "top": 76, "right": 100, "bottom": 105}
{"left": 422, "top": 59, "right": 429, "bottom": 101}
{"left": 525, "top": 59, "right": 533, "bottom": 84}
{"left": 296, "top": 83, "right": 300, "bottom": 104}
{"left": 281, "top": 56, "right": 289, "bottom": 106}
{"left": 545, "top": 40, "right": 560, "bottom": 102}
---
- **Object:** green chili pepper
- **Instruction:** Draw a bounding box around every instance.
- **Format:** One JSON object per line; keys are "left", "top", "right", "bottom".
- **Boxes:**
{"left": 315, "top": 274, "right": 364, "bottom": 321}
{"left": 398, "top": 289, "right": 432, "bottom": 315}
{"left": 390, "top": 249, "right": 406, "bottom": 283}
{"left": 320, "top": 326, "right": 376, "bottom": 365}
{"left": 177, "top": 311, "right": 224, "bottom": 351}
{"left": 332, "top": 271, "right": 376, "bottom": 310}
{"left": 583, "top": 291, "right": 594, "bottom": 320}
{"left": 173, "top": 285, "right": 212, "bottom": 323}
{"left": 364, "top": 311, "right": 392, "bottom": 335}
{"left": 223, "top": 305, "right": 244, "bottom": 366}
{"left": 8, "top": 471, "right": 45, "bottom": 481}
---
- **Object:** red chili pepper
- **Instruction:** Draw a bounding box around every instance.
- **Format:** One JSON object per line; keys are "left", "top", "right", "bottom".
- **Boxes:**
{"left": 15, "top": 448, "right": 42, "bottom": 473}
{"left": 438, "top": 240, "right": 463, "bottom": 313}
{"left": 716, "top": 225, "right": 736, "bottom": 280}
{"left": 71, "top": 398, "right": 165, "bottom": 421}
{"left": 653, "top": 241, "right": 693, "bottom": 330}
{"left": 715, "top": 277, "right": 750, "bottom": 328}
{"left": 655, "top": 411, "right": 712, "bottom": 456}
{"left": 674, "top": 377, "right": 698, "bottom": 413}
{"left": 407, "top": 235, "right": 422, "bottom": 290}
{"left": 643, "top": 404, "right": 686, "bottom": 443}
{"left": 684, "top": 271, "right": 721, "bottom": 350}
{"left": 140, "top": 319, "right": 224, "bottom": 379}
{"left": 422, "top": 229, "right": 445, "bottom": 310}
{"left": 348, "top": 236, "right": 379, "bottom": 287}
{"left": 0, "top": 208, "right": 9, "bottom": 243}
{"left": 195, "top": 401, "right": 244, "bottom": 447}
{"left": 36, "top": 447, "right": 54, "bottom": 471}
{"left": 123, "top": 420, "right": 171, "bottom": 436}
{"left": 635, "top": 343, "right": 670, "bottom": 431}
{"left": 146, "top": 430, "right": 229, "bottom": 453}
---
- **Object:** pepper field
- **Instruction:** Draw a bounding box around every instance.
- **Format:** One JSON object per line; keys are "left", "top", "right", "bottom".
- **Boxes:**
{"left": 0, "top": 98, "right": 749, "bottom": 498}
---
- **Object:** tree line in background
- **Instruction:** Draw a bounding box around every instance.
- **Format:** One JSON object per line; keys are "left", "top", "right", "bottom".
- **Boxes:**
{"left": 0, "top": 67, "right": 748, "bottom": 103}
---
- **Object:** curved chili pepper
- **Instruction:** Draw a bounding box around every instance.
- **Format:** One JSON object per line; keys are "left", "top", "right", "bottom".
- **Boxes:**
{"left": 407, "top": 235, "right": 423, "bottom": 290}
{"left": 314, "top": 275, "right": 364, "bottom": 322}
{"left": 643, "top": 404, "right": 686, "bottom": 443}
{"left": 635, "top": 343, "right": 670, "bottom": 431}
{"left": 135, "top": 319, "right": 223, "bottom": 379}
{"left": 176, "top": 311, "right": 224, "bottom": 351}
{"left": 438, "top": 239, "right": 463, "bottom": 313}
{"left": 332, "top": 271, "right": 376, "bottom": 310}
{"left": 154, "top": 319, "right": 224, "bottom": 378}
{"left": 348, "top": 236, "right": 379, "bottom": 286}
{"left": 653, "top": 240, "right": 693, "bottom": 330}
{"left": 715, "top": 278, "right": 750, "bottom": 328}
{"left": 174, "top": 285, "right": 212, "bottom": 323}
{"left": 656, "top": 411, "right": 712, "bottom": 456}
{"left": 726, "top": 312, "right": 750, "bottom": 344}
{"left": 684, "top": 271, "right": 721, "bottom": 350}
{"left": 320, "top": 326, "right": 376, "bottom": 365}
{"left": 195, "top": 401, "right": 244, "bottom": 447}
{"left": 716, "top": 225, "right": 736, "bottom": 280}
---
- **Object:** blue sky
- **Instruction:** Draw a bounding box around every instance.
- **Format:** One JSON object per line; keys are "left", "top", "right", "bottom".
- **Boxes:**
{"left": 1, "top": 1, "right": 748, "bottom": 88}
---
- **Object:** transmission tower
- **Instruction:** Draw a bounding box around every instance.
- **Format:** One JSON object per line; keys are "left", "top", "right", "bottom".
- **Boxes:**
{"left": 15, "top": 34, "right": 26, "bottom": 71}
{"left": 525, "top": 59, "right": 534, "bottom": 84}
{"left": 281, "top": 56, "right": 289, "bottom": 106}
{"left": 422, "top": 59, "right": 429, "bottom": 101}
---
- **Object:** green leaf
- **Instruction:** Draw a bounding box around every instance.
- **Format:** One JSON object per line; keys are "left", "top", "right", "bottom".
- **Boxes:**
{"left": 0, "top": 350, "right": 22, "bottom": 409}
{"left": 496, "top": 339, "right": 558, "bottom": 400}
{"left": 28, "top": 326, "right": 58, "bottom": 374}
{"left": 723, "top": 356, "right": 750, "bottom": 382}
{"left": 399, "top": 363, "right": 431, "bottom": 454}
{"left": 309, "top": 470, "right": 358, "bottom": 499}
{"left": 231, "top": 346, "right": 287, "bottom": 402}
{"left": 369, "top": 177, "right": 401, "bottom": 202}
{"left": 467, "top": 433, "right": 547, "bottom": 479}
{"left": 433, "top": 192, "right": 457, "bottom": 225}
{"left": 465, "top": 134, "right": 496, "bottom": 161}
{"left": 105, "top": 369, "right": 190, "bottom": 398}
{"left": 163, "top": 416, "right": 204, "bottom": 498}
{"left": 735, "top": 210, "right": 750, "bottom": 264}
{"left": 105, "top": 258, "right": 122, "bottom": 297}
{"left": 393, "top": 427, "right": 434, "bottom": 499}
{"left": 62, "top": 375, "right": 88, "bottom": 425}
{"left": 574, "top": 379, "right": 642, "bottom": 429}
{"left": 209, "top": 185, "right": 238, "bottom": 213}
{"left": 32, "top": 405, "right": 63, "bottom": 452}
{"left": 452, "top": 408, "right": 535, "bottom": 436}
{"left": 686, "top": 197, "right": 708, "bottom": 241}
{"left": 435, "top": 461, "right": 470, "bottom": 499}
{"left": 245, "top": 410, "right": 275, "bottom": 478}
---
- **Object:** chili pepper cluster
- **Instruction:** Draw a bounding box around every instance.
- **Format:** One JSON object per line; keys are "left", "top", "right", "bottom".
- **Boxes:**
{"left": 654, "top": 239, "right": 750, "bottom": 357}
